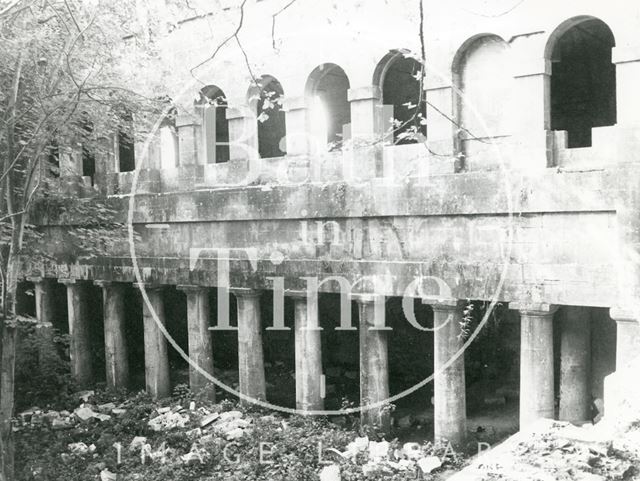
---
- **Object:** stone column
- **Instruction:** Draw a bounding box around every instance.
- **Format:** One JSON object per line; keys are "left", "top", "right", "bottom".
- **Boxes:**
{"left": 353, "top": 293, "right": 390, "bottom": 431}
{"left": 135, "top": 284, "right": 170, "bottom": 399}
{"left": 513, "top": 302, "right": 558, "bottom": 428}
{"left": 610, "top": 308, "right": 640, "bottom": 371}
{"left": 95, "top": 281, "right": 129, "bottom": 391}
{"left": 604, "top": 308, "right": 640, "bottom": 426}
{"left": 28, "top": 277, "right": 56, "bottom": 365}
{"left": 559, "top": 306, "right": 592, "bottom": 424}
{"left": 231, "top": 288, "right": 266, "bottom": 403}
{"left": 424, "top": 299, "right": 467, "bottom": 446}
{"left": 178, "top": 285, "right": 215, "bottom": 400}
{"left": 287, "top": 291, "right": 323, "bottom": 412}
{"left": 59, "top": 279, "right": 93, "bottom": 388}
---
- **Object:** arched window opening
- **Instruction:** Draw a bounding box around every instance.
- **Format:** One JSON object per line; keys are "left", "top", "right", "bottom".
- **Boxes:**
{"left": 117, "top": 112, "right": 136, "bottom": 173}
{"left": 550, "top": 18, "right": 616, "bottom": 148}
{"left": 254, "top": 76, "right": 287, "bottom": 159}
{"left": 199, "top": 85, "right": 229, "bottom": 163}
{"left": 81, "top": 121, "right": 96, "bottom": 184}
{"left": 380, "top": 53, "right": 426, "bottom": 145}
{"left": 160, "top": 107, "right": 178, "bottom": 169}
{"left": 454, "top": 35, "right": 513, "bottom": 163}
{"left": 306, "top": 64, "right": 351, "bottom": 151}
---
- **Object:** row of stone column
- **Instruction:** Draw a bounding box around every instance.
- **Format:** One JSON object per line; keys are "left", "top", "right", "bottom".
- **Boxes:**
{"left": 28, "top": 277, "right": 639, "bottom": 445}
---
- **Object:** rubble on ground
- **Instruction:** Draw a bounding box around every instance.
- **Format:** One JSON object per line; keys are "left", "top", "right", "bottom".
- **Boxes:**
{"left": 447, "top": 419, "right": 640, "bottom": 481}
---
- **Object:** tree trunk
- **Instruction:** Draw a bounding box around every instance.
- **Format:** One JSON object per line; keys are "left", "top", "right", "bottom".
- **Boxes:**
{"left": 0, "top": 325, "right": 16, "bottom": 481}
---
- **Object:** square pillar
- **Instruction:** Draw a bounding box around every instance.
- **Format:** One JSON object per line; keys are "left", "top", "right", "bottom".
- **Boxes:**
{"left": 348, "top": 87, "right": 382, "bottom": 179}
{"left": 59, "top": 279, "right": 93, "bottom": 389}
{"left": 513, "top": 302, "right": 558, "bottom": 428}
{"left": 177, "top": 285, "right": 215, "bottom": 401}
{"left": 352, "top": 293, "right": 390, "bottom": 432}
{"left": 28, "top": 277, "right": 56, "bottom": 365}
{"left": 135, "top": 284, "right": 170, "bottom": 399}
{"left": 423, "top": 299, "right": 467, "bottom": 446}
{"left": 176, "top": 114, "right": 203, "bottom": 167}
{"left": 231, "top": 288, "right": 266, "bottom": 403}
{"left": 604, "top": 308, "right": 640, "bottom": 427}
{"left": 283, "top": 96, "right": 310, "bottom": 156}
{"left": 559, "top": 306, "right": 592, "bottom": 424}
{"left": 95, "top": 281, "right": 129, "bottom": 391}
{"left": 227, "top": 104, "right": 258, "bottom": 161}
{"left": 287, "top": 291, "right": 323, "bottom": 412}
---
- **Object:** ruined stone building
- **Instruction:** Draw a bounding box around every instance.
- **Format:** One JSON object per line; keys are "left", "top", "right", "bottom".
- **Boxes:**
{"left": 19, "top": 0, "right": 640, "bottom": 446}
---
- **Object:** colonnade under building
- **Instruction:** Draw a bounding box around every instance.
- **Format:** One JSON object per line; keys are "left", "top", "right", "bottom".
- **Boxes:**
{"left": 25, "top": 276, "right": 639, "bottom": 446}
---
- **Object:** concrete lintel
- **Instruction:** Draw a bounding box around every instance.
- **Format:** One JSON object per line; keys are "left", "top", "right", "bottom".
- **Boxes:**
{"left": 510, "top": 302, "right": 558, "bottom": 315}
{"left": 93, "top": 280, "right": 124, "bottom": 288}
{"left": 230, "top": 287, "right": 262, "bottom": 298}
{"left": 133, "top": 282, "right": 163, "bottom": 291}
{"left": 58, "top": 278, "right": 78, "bottom": 286}
{"left": 26, "top": 276, "right": 45, "bottom": 284}
{"left": 347, "top": 86, "right": 381, "bottom": 102}
{"left": 348, "top": 292, "right": 384, "bottom": 304}
{"left": 284, "top": 289, "right": 309, "bottom": 299}
{"left": 176, "top": 284, "right": 209, "bottom": 293}
{"left": 609, "top": 307, "right": 638, "bottom": 324}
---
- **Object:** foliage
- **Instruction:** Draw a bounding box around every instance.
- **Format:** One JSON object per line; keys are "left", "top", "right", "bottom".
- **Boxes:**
{"left": 14, "top": 324, "right": 71, "bottom": 412}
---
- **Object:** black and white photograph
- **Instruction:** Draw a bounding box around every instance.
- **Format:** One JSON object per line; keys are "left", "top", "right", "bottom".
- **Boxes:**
{"left": 0, "top": 0, "right": 639, "bottom": 479}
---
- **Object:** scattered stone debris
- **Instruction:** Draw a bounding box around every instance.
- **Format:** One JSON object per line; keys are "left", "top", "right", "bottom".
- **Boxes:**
{"left": 148, "top": 411, "right": 190, "bottom": 431}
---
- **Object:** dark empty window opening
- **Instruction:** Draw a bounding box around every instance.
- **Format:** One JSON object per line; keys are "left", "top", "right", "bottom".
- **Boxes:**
{"left": 308, "top": 64, "right": 351, "bottom": 150}
{"left": 550, "top": 19, "right": 616, "bottom": 148}
{"left": 200, "top": 85, "right": 230, "bottom": 163}
{"left": 47, "top": 140, "right": 60, "bottom": 178}
{"left": 118, "top": 131, "right": 135, "bottom": 172}
{"left": 382, "top": 55, "right": 426, "bottom": 145}
{"left": 81, "top": 120, "right": 95, "bottom": 184}
{"left": 256, "top": 77, "right": 287, "bottom": 159}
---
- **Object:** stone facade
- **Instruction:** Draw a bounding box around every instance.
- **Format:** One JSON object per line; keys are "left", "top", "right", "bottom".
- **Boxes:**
{"left": 20, "top": 0, "right": 640, "bottom": 440}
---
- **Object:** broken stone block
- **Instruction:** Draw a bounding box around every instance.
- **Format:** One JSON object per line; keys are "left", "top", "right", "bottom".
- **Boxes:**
{"left": 368, "top": 440, "right": 389, "bottom": 462}
{"left": 68, "top": 442, "right": 90, "bottom": 455}
{"left": 148, "top": 412, "right": 189, "bottom": 431}
{"left": 401, "top": 442, "right": 423, "bottom": 460}
{"left": 75, "top": 406, "right": 97, "bottom": 422}
{"left": 97, "top": 403, "right": 116, "bottom": 413}
{"left": 94, "top": 413, "right": 112, "bottom": 422}
{"left": 417, "top": 456, "right": 442, "bottom": 473}
{"left": 99, "top": 469, "right": 117, "bottom": 481}
{"left": 52, "top": 418, "right": 74, "bottom": 430}
{"left": 157, "top": 406, "right": 171, "bottom": 414}
{"left": 200, "top": 412, "right": 220, "bottom": 428}
{"left": 319, "top": 464, "right": 341, "bottom": 481}
{"left": 218, "top": 410, "right": 242, "bottom": 422}
{"left": 225, "top": 427, "right": 244, "bottom": 440}
{"left": 112, "top": 408, "right": 127, "bottom": 416}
